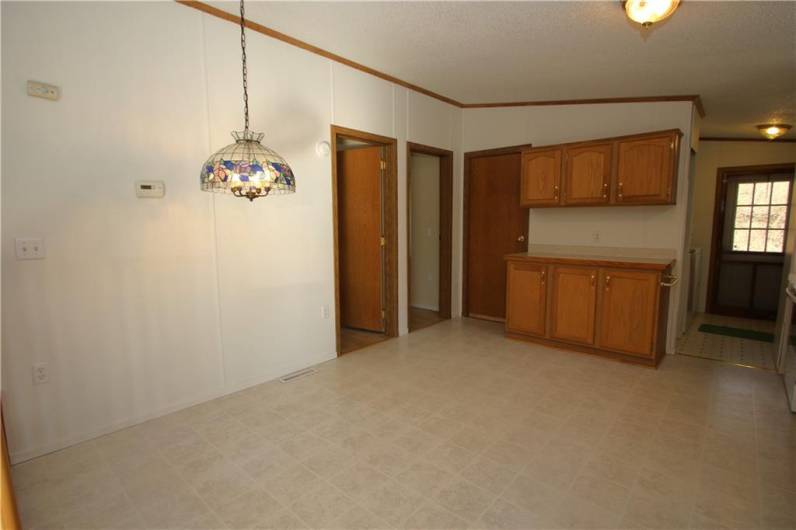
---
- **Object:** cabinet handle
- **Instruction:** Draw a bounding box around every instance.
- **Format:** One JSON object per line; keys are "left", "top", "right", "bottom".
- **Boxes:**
{"left": 541, "top": 270, "right": 546, "bottom": 284}
{"left": 602, "top": 182, "right": 608, "bottom": 199}
{"left": 605, "top": 275, "right": 611, "bottom": 289}
{"left": 617, "top": 182, "right": 623, "bottom": 199}
{"left": 553, "top": 185, "right": 560, "bottom": 200}
{"left": 590, "top": 274, "right": 596, "bottom": 286}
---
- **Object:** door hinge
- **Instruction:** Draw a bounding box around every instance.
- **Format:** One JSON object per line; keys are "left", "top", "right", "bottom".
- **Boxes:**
{"left": 379, "top": 236, "right": 386, "bottom": 247}
{"left": 379, "top": 160, "right": 387, "bottom": 171}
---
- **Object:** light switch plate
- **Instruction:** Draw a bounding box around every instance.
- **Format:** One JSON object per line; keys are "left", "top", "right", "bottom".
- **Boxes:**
{"left": 27, "top": 80, "right": 60, "bottom": 101}
{"left": 135, "top": 180, "right": 166, "bottom": 198}
{"left": 15, "top": 238, "right": 46, "bottom": 260}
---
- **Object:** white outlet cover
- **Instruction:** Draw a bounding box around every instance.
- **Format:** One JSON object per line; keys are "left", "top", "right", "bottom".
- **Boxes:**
{"left": 135, "top": 180, "right": 166, "bottom": 198}
{"left": 33, "top": 362, "right": 49, "bottom": 385}
{"left": 15, "top": 238, "right": 46, "bottom": 260}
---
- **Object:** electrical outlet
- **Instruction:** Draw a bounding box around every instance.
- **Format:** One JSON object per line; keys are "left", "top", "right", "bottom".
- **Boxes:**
{"left": 321, "top": 305, "right": 330, "bottom": 319}
{"left": 592, "top": 231, "right": 601, "bottom": 242}
{"left": 27, "top": 80, "right": 60, "bottom": 101}
{"left": 15, "top": 238, "right": 46, "bottom": 260}
{"left": 33, "top": 362, "right": 49, "bottom": 385}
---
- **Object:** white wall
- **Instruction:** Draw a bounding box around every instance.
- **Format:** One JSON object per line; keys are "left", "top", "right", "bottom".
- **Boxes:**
{"left": 409, "top": 154, "right": 440, "bottom": 311}
{"left": 462, "top": 102, "right": 696, "bottom": 353}
{"left": 0, "top": 1, "right": 462, "bottom": 463}
{"left": 690, "top": 140, "right": 796, "bottom": 312}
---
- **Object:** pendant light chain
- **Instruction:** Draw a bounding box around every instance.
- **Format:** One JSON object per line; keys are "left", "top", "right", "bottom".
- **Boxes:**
{"left": 239, "top": 0, "right": 250, "bottom": 132}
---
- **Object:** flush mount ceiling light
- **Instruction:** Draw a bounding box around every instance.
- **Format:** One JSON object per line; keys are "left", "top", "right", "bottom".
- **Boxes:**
{"left": 623, "top": 0, "right": 680, "bottom": 27}
{"left": 200, "top": 0, "right": 295, "bottom": 201}
{"left": 757, "top": 124, "right": 792, "bottom": 141}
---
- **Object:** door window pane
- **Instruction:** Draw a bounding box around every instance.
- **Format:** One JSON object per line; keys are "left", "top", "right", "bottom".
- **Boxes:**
{"left": 770, "top": 205, "right": 787, "bottom": 229}
{"left": 754, "top": 182, "right": 772, "bottom": 204}
{"left": 751, "top": 206, "right": 769, "bottom": 228}
{"left": 737, "top": 183, "right": 754, "bottom": 205}
{"left": 772, "top": 181, "right": 790, "bottom": 204}
{"left": 749, "top": 230, "right": 767, "bottom": 251}
{"left": 734, "top": 206, "right": 752, "bottom": 228}
{"left": 733, "top": 229, "right": 749, "bottom": 251}
{"left": 767, "top": 230, "right": 785, "bottom": 253}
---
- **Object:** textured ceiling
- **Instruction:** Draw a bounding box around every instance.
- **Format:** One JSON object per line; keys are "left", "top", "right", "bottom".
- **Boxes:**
{"left": 208, "top": 1, "right": 796, "bottom": 138}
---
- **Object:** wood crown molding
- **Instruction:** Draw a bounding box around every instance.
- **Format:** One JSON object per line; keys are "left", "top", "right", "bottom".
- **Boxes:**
{"left": 177, "top": 1, "right": 706, "bottom": 117}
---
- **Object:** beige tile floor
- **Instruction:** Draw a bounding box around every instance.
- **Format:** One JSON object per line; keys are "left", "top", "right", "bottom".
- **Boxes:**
{"left": 677, "top": 313, "right": 778, "bottom": 370}
{"left": 12, "top": 318, "right": 796, "bottom": 529}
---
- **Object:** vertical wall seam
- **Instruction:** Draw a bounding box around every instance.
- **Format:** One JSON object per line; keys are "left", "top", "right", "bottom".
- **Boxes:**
{"left": 199, "top": 13, "right": 228, "bottom": 389}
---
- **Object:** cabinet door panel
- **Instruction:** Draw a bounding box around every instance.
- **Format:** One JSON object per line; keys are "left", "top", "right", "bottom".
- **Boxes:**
{"left": 506, "top": 262, "right": 546, "bottom": 336}
{"left": 616, "top": 134, "right": 677, "bottom": 204}
{"left": 562, "top": 143, "right": 612, "bottom": 205}
{"left": 598, "top": 270, "right": 659, "bottom": 357}
{"left": 549, "top": 266, "right": 597, "bottom": 345}
{"left": 521, "top": 149, "right": 561, "bottom": 206}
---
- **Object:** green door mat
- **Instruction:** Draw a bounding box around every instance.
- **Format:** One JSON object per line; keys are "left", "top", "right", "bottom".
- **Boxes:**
{"left": 698, "top": 324, "right": 774, "bottom": 343}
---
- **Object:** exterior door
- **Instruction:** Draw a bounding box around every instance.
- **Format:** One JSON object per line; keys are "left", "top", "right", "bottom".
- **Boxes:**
{"left": 521, "top": 149, "right": 561, "bottom": 206}
{"left": 466, "top": 152, "right": 528, "bottom": 320}
{"left": 615, "top": 133, "right": 676, "bottom": 204}
{"left": 709, "top": 166, "right": 794, "bottom": 319}
{"left": 549, "top": 266, "right": 598, "bottom": 345}
{"left": 562, "top": 143, "right": 612, "bottom": 205}
{"left": 505, "top": 261, "right": 546, "bottom": 336}
{"left": 598, "top": 269, "right": 659, "bottom": 357}
{"left": 338, "top": 146, "right": 385, "bottom": 332}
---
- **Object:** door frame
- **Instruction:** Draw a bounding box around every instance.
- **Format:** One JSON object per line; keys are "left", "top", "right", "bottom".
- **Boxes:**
{"left": 463, "top": 143, "right": 533, "bottom": 318}
{"left": 407, "top": 142, "right": 454, "bottom": 322}
{"left": 331, "top": 125, "right": 399, "bottom": 355}
{"left": 706, "top": 162, "right": 796, "bottom": 318}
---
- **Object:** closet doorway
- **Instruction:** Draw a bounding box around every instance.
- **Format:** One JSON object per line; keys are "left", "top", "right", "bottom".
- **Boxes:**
{"left": 332, "top": 126, "right": 398, "bottom": 355}
{"left": 407, "top": 142, "right": 453, "bottom": 332}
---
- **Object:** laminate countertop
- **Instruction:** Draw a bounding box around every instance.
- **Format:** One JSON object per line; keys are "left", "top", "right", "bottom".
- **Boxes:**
{"left": 506, "top": 245, "right": 676, "bottom": 271}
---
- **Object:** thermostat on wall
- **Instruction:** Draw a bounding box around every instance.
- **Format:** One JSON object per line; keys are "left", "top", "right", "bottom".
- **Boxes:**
{"left": 135, "top": 180, "right": 165, "bottom": 198}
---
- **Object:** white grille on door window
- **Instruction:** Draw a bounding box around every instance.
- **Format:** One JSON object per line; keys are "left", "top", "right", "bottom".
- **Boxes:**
{"left": 732, "top": 180, "right": 790, "bottom": 253}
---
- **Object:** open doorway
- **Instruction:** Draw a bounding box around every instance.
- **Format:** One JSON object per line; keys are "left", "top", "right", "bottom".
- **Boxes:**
{"left": 678, "top": 162, "right": 796, "bottom": 369}
{"left": 331, "top": 126, "right": 398, "bottom": 354}
{"left": 407, "top": 142, "right": 453, "bottom": 332}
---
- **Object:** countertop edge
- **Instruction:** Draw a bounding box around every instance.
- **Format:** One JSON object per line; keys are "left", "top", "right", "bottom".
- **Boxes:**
{"left": 505, "top": 253, "right": 675, "bottom": 271}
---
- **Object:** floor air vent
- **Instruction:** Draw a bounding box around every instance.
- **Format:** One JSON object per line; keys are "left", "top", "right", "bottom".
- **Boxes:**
{"left": 279, "top": 367, "right": 317, "bottom": 383}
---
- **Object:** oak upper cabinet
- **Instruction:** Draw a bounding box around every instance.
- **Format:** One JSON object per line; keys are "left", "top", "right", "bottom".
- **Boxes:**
{"left": 505, "top": 261, "right": 547, "bottom": 337}
{"left": 521, "top": 148, "right": 561, "bottom": 206}
{"left": 561, "top": 142, "right": 612, "bottom": 205}
{"left": 615, "top": 131, "right": 679, "bottom": 204}
{"left": 597, "top": 269, "right": 660, "bottom": 358}
{"left": 549, "top": 266, "right": 598, "bottom": 345}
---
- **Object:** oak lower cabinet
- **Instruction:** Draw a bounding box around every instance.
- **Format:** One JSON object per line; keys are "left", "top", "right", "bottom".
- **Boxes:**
{"left": 597, "top": 269, "right": 661, "bottom": 358}
{"left": 505, "top": 261, "right": 547, "bottom": 336}
{"left": 548, "top": 266, "right": 597, "bottom": 345}
{"left": 505, "top": 253, "right": 673, "bottom": 366}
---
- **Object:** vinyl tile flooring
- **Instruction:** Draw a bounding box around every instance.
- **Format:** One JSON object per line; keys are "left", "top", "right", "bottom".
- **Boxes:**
{"left": 12, "top": 318, "right": 796, "bottom": 529}
{"left": 677, "top": 313, "right": 778, "bottom": 370}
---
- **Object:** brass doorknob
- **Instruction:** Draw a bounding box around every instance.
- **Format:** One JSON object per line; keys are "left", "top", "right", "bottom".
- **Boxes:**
{"left": 517, "top": 235, "right": 526, "bottom": 242}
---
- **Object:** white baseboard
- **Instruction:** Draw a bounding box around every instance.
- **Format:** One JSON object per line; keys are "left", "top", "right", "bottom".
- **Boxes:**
{"left": 410, "top": 303, "right": 439, "bottom": 312}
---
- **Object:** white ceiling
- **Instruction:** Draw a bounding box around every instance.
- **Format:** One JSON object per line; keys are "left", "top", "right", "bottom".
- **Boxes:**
{"left": 209, "top": 1, "right": 796, "bottom": 138}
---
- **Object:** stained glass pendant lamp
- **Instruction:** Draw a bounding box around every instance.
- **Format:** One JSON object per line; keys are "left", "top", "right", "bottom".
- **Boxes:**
{"left": 200, "top": 0, "right": 295, "bottom": 201}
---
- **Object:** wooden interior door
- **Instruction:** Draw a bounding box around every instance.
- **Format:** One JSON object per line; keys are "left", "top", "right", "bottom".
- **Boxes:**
{"left": 467, "top": 152, "right": 528, "bottom": 320}
{"left": 549, "top": 266, "right": 597, "bottom": 345}
{"left": 598, "top": 269, "right": 659, "bottom": 357}
{"left": 521, "top": 149, "right": 561, "bottom": 206}
{"left": 338, "top": 146, "right": 384, "bottom": 332}
{"left": 562, "top": 143, "right": 612, "bottom": 205}
{"left": 615, "top": 134, "right": 675, "bottom": 204}
{"left": 505, "top": 261, "right": 547, "bottom": 336}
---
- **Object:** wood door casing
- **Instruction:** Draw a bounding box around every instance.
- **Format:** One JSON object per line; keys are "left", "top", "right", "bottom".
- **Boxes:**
{"left": 597, "top": 269, "right": 659, "bottom": 357}
{"left": 466, "top": 152, "right": 528, "bottom": 320}
{"left": 337, "top": 146, "right": 384, "bottom": 332}
{"left": 549, "top": 266, "right": 597, "bottom": 345}
{"left": 562, "top": 142, "right": 612, "bottom": 205}
{"left": 521, "top": 149, "right": 561, "bottom": 206}
{"left": 505, "top": 261, "right": 546, "bottom": 336}
{"left": 616, "top": 134, "right": 676, "bottom": 204}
